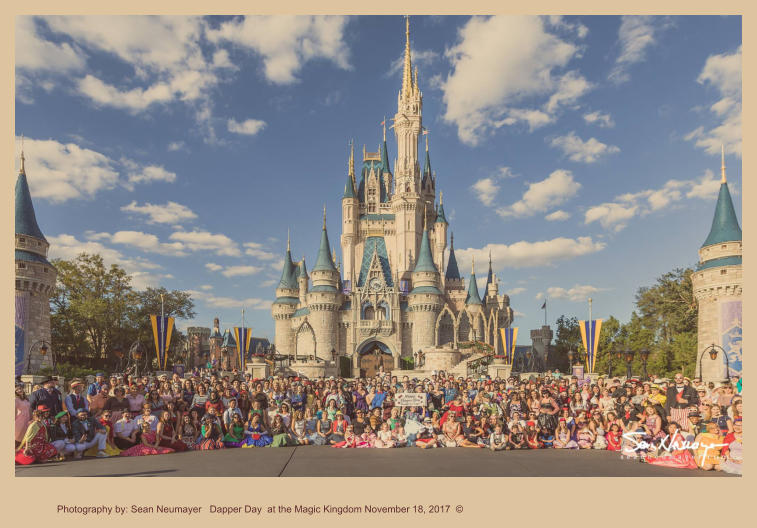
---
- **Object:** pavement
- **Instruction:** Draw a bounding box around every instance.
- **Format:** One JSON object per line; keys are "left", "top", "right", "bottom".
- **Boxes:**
{"left": 15, "top": 447, "right": 737, "bottom": 477}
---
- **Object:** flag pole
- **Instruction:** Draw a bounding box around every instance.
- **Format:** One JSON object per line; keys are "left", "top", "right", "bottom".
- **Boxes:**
{"left": 160, "top": 293, "right": 165, "bottom": 371}
{"left": 588, "top": 297, "right": 593, "bottom": 372}
{"left": 544, "top": 298, "right": 547, "bottom": 326}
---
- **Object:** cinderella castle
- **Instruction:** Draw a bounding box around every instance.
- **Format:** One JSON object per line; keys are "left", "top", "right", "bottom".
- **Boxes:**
{"left": 271, "top": 18, "right": 514, "bottom": 378}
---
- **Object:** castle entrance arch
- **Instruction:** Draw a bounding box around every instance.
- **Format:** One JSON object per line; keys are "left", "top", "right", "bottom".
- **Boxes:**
{"left": 356, "top": 339, "right": 394, "bottom": 378}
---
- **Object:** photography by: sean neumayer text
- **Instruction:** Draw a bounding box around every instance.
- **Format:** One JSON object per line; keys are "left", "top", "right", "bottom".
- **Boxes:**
{"left": 56, "top": 504, "right": 463, "bottom": 516}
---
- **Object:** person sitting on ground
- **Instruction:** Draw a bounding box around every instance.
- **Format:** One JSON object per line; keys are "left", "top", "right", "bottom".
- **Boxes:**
{"left": 440, "top": 411, "right": 465, "bottom": 447}
{"left": 16, "top": 409, "right": 60, "bottom": 465}
{"left": 156, "top": 410, "right": 188, "bottom": 452}
{"left": 508, "top": 424, "right": 526, "bottom": 450}
{"left": 241, "top": 413, "right": 272, "bottom": 448}
{"left": 113, "top": 410, "right": 140, "bottom": 450}
{"left": 120, "top": 422, "right": 175, "bottom": 457}
{"left": 373, "top": 422, "right": 396, "bottom": 448}
{"left": 269, "top": 414, "right": 294, "bottom": 447}
{"left": 196, "top": 415, "right": 225, "bottom": 450}
{"left": 50, "top": 411, "right": 77, "bottom": 461}
{"left": 415, "top": 417, "right": 438, "bottom": 449}
{"left": 222, "top": 413, "right": 246, "bottom": 448}
{"left": 489, "top": 423, "right": 508, "bottom": 451}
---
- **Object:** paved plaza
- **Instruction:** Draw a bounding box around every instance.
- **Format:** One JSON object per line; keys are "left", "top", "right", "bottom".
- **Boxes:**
{"left": 16, "top": 447, "right": 736, "bottom": 477}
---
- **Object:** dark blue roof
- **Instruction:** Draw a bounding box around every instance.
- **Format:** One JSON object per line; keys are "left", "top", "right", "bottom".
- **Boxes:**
{"left": 697, "top": 256, "right": 742, "bottom": 271}
{"left": 435, "top": 201, "right": 447, "bottom": 224}
{"left": 445, "top": 238, "right": 461, "bottom": 280}
{"left": 313, "top": 225, "right": 337, "bottom": 272}
{"left": 413, "top": 228, "right": 437, "bottom": 273}
{"left": 15, "top": 249, "right": 52, "bottom": 266}
{"left": 222, "top": 329, "right": 236, "bottom": 348}
{"left": 702, "top": 182, "right": 742, "bottom": 247}
{"left": 486, "top": 257, "right": 493, "bottom": 286}
{"left": 380, "top": 140, "right": 392, "bottom": 176}
{"left": 15, "top": 171, "right": 46, "bottom": 241}
{"left": 357, "top": 236, "right": 394, "bottom": 287}
{"left": 343, "top": 173, "right": 356, "bottom": 199}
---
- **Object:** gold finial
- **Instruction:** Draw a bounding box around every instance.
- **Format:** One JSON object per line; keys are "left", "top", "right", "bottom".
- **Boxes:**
{"left": 20, "top": 133, "right": 25, "bottom": 174}
{"left": 323, "top": 204, "right": 327, "bottom": 229}
{"left": 440, "top": 190, "right": 443, "bottom": 205}
{"left": 721, "top": 144, "right": 727, "bottom": 183}
{"left": 348, "top": 139, "right": 355, "bottom": 178}
{"left": 287, "top": 228, "right": 290, "bottom": 251}
{"left": 383, "top": 116, "right": 386, "bottom": 142}
{"left": 402, "top": 15, "right": 413, "bottom": 100}
{"left": 471, "top": 255, "right": 475, "bottom": 275}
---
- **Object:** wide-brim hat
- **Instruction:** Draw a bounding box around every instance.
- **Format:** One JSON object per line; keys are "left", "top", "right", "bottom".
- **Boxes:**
{"left": 55, "top": 411, "right": 68, "bottom": 419}
{"left": 70, "top": 380, "right": 84, "bottom": 388}
{"left": 37, "top": 404, "right": 50, "bottom": 412}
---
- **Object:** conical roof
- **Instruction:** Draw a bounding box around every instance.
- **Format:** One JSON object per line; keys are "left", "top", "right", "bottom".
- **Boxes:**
{"left": 15, "top": 167, "right": 46, "bottom": 242}
{"left": 298, "top": 257, "right": 308, "bottom": 279}
{"left": 413, "top": 226, "right": 437, "bottom": 273}
{"left": 313, "top": 220, "right": 337, "bottom": 272}
{"left": 436, "top": 200, "right": 447, "bottom": 224}
{"left": 485, "top": 252, "right": 493, "bottom": 286}
{"left": 277, "top": 245, "right": 298, "bottom": 290}
{"left": 445, "top": 234, "right": 460, "bottom": 280}
{"left": 702, "top": 182, "right": 741, "bottom": 248}
{"left": 343, "top": 172, "right": 356, "bottom": 199}
{"left": 466, "top": 259, "right": 482, "bottom": 305}
{"left": 381, "top": 139, "right": 392, "bottom": 176}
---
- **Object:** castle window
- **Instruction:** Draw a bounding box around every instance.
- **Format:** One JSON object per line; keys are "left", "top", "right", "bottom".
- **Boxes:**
{"left": 19, "top": 237, "right": 25, "bottom": 243}
{"left": 722, "top": 245, "right": 727, "bottom": 249}
{"left": 18, "top": 263, "right": 25, "bottom": 269}
{"left": 721, "top": 269, "right": 727, "bottom": 275}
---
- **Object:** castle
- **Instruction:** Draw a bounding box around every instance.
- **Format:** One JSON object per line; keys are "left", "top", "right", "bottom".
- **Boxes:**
{"left": 692, "top": 147, "right": 742, "bottom": 383}
{"left": 271, "top": 19, "right": 514, "bottom": 378}
{"left": 15, "top": 149, "right": 57, "bottom": 375}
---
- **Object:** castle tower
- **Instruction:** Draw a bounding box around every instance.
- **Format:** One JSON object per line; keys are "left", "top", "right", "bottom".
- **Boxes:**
{"left": 485, "top": 251, "right": 499, "bottom": 300}
{"left": 434, "top": 191, "right": 448, "bottom": 282}
{"left": 15, "top": 148, "right": 57, "bottom": 375}
{"left": 271, "top": 233, "right": 298, "bottom": 356}
{"left": 692, "top": 147, "right": 742, "bottom": 382}
{"left": 341, "top": 141, "right": 359, "bottom": 288}
{"left": 298, "top": 256, "right": 309, "bottom": 304}
{"left": 307, "top": 208, "right": 341, "bottom": 361}
{"left": 408, "top": 216, "right": 443, "bottom": 356}
{"left": 444, "top": 233, "right": 463, "bottom": 291}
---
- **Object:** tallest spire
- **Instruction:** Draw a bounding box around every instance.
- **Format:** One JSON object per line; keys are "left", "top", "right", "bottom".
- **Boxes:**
{"left": 721, "top": 144, "right": 727, "bottom": 183}
{"left": 402, "top": 15, "right": 413, "bottom": 101}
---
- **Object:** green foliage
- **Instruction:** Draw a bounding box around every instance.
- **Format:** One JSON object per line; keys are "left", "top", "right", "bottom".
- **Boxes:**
{"left": 50, "top": 253, "right": 196, "bottom": 370}
{"left": 39, "top": 362, "right": 98, "bottom": 380}
{"left": 551, "top": 315, "right": 583, "bottom": 372}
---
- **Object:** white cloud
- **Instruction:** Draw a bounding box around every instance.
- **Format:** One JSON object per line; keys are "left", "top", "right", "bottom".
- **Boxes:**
{"left": 121, "top": 160, "right": 176, "bottom": 188}
{"left": 259, "top": 278, "right": 278, "bottom": 288}
{"left": 15, "top": 17, "right": 86, "bottom": 73}
{"left": 547, "top": 284, "right": 606, "bottom": 302}
{"left": 48, "top": 234, "right": 169, "bottom": 289}
{"left": 545, "top": 210, "right": 571, "bottom": 221}
{"left": 497, "top": 169, "right": 580, "bottom": 218}
{"left": 221, "top": 265, "right": 263, "bottom": 278}
{"left": 508, "top": 287, "right": 527, "bottom": 295}
{"left": 455, "top": 236, "right": 605, "bottom": 270}
{"left": 169, "top": 230, "right": 240, "bottom": 256}
{"left": 583, "top": 111, "right": 615, "bottom": 128}
{"left": 244, "top": 242, "right": 278, "bottom": 261}
{"left": 88, "top": 230, "right": 187, "bottom": 256}
{"left": 685, "top": 46, "right": 741, "bottom": 156}
{"left": 13, "top": 136, "right": 119, "bottom": 202}
{"left": 187, "top": 289, "right": 273, "bottom": 310}
{"left": 121, "top": 200, "right": 197, "bottom": 224}
{"left": 387, "top": 48, "right": 439, "bottom": 77}
{"left": 199, "top": 284, "right": 213, "bottom": 290}
{"left": 471, "top": 178, "right": 500, "bottom": 207}
{"left": 167, "top": 141, "right": 185, "bottom": 151}
{"left": 585, "top": 170, "right": 724, "bottom": 231}
{"left": 207, "top": 15, "right": 351, "bottom": 84}
{"left": 227, "top": 118, "right": 267, "bottom": 136}
{"left": 441, "top": 16, "right": 585, "bottom": 145}
{"left": 550, "top": 132, "right": 620, "bottom": 163}
{"left": 205, "top": 263, "right": 223, "bottom": 272}
{"left": 609, "top": 16, "right": 669, "bottom": 84}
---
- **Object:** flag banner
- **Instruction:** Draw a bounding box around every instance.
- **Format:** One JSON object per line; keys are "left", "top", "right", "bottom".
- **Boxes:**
{"left": 150, "top": 315, "right": 174, "bottom": 370}
{"left": 234, "top": 327, "right": 253, "bottom": 371}
{"left": 15, "top": 293, "right": 28, "bottom": 376}
{"left": 499, "top": 327, "right": 518, "bottom": 365}
{"left": 579, "top": 319, "right": 603, "bottom": 373}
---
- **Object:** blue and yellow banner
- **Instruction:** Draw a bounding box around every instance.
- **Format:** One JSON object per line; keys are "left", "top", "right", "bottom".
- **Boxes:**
{"left": 234, "top": 327, "right": 253, "bottom": 371}
{"left": 150, "top": 315, "right": 174, "bottom": 370}
{"left": 579, "top": 319, "right": 603, "bottom": 373}
{"left": 499, "top": 327, "right": 518, "bottom": 365}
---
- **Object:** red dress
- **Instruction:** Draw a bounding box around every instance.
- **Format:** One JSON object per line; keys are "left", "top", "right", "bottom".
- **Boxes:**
{"left": 158, "top": 423, "right": 189, "bottom": 452}
{"left": 17, "top": 422, "right": 58, "bottom": 464}
{"left": 120, "top": 431, "right": 174, "bottom": 456}
{"left": 606, "top": 431, "right": 622, "bottom": 451}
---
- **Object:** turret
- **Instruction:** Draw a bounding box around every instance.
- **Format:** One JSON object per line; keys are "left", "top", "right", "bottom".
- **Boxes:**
{"left": 298, "top": 256, "right": 309, "bottom": 303}
{"left": 485, "top": 250, "right": 498, "bottom": 299}
{"left": 444, "top": 233, "right": 463, "bottom": 291}
{"left": 308, "top": 207, "right": 341, "bottom": 361}
{"left": 466, "top": 256, "right": 483, "bottom": 307}
{"left": 434, "top": 190, "right": 448, "bottom": 275}
{"left": 408, "top": 214, "right": 443, "bottom": 356}
{"left": 341, "top": 141, "right": 359, "bottom": 286}
{"left": 271, "top": 231, "right": 298, "bottom": 357}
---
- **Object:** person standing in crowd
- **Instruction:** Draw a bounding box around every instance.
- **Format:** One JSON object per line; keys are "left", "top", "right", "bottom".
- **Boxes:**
{"left": 15, "top": 383, "right": 31, "bottom": 447}
{"left": 665, "top": 372, "right": 699, "bottom": 432}
{"left": 64, "top": 380, "right": 89, "bottom": 416}
{"left": 29, "top": 378, "right": 63, "bottom": 416}
{"left": 103, "top": 386, "right": 130, "bottom": 423}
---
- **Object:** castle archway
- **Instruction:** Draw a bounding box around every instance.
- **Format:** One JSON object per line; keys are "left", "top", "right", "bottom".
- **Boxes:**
{"left": 356, "top": 339, "right": 394, "bottom": 377}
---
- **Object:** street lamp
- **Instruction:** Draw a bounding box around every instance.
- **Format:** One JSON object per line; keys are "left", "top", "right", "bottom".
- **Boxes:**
{"left": 639, "top": 349, "right": 650, "bottom": 380}
{"left": 25, "top": 340, "right": 50, "bottom": 374}
{"left": 700, "top": 343, "right": 729, "bottom": 381}
{"left": 567, "top": 349, "right": 575, "bottom": 371}
{"left": 130, "top": 341, "right": 144, "bottom": 378}
{"left": 624, "top": 349, "right": 635, "bottom": 379}
{"left": 113, "top": 347, "right": 124, "bottom": 373}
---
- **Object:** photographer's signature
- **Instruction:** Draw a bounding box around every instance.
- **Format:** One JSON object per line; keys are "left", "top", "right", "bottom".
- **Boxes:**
{"left": 622, "top": 430, "right": 728, "bottom": 465}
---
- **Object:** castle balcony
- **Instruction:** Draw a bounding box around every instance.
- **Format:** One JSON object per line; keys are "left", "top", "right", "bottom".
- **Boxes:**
{"left": 358, "top": 319, "right": 394, "bottom": 337}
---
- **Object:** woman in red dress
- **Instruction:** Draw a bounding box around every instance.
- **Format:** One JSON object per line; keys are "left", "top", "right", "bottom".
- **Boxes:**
{"left": 16, "top": 409, "right": 61, "bottom": 464}
{"left": 120, "top": 422, "right": 175, "bottom": 456}
{"left": 156, "top": 411, "right": 188, "bottom": 452}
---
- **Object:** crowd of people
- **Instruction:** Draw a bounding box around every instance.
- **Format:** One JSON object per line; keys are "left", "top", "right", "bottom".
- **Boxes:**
{"left": 14, "top": 368, "right": 743, "bottom": 474}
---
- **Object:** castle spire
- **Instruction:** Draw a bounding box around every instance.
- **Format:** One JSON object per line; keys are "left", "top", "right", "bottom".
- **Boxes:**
{"left": 721, "top": 144, "right": 727, "bottom": 184}
{"left": 445, "top": 232, "right": 460, "bottom": 280}
{"left": 323, "top": 204, "right": 327, "bottom": 229}
{"left": 466, "top": 255, "right": 483, "bottom": 306}
{"left": 413, "top": 211, "right": 438, "bottom": 273}
{"left": 287, "top": 228, "right": 290, "bottom": 251}
{"left": 701, "top": 152, "right": 741, "bottom": 248}
{"left": 402, "top": 15, "right": 413, "bottom": 100}
{"left": 15, "top": 146, "right": 47, "bottom": 242}
{"left": 486, "top": 250, "right": 493, "bottom": 286}
{"left": 20, "top": 134, "right": 25, "bottom": 174}
{"left": 313, "top": 206, "right": 337, "bottom": 272}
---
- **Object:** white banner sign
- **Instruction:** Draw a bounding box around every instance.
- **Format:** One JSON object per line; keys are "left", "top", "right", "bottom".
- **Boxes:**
{"left": 395, "top": 393, "right": 426, "bottom": 407}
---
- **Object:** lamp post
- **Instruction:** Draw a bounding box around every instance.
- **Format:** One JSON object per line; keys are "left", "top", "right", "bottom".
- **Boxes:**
{"left": 700, "top": 343, "right": 729, "bottom": 382}
{"left": 129, "top": 340, "right": 143, "bottom": 378}
{"left": 624, "top": 349, "right": 635, "bottom": 379}
{"left": 113, "top": 346, "right": 124, "bottom": 373}
{"left": 567, "top": 349, "right": 575, "bottom": 373}
{"left": 639, "top": 349, "right": 650, "bottom": 380}
{"left": 25, "top": 340, "right": 50, "bottom": 375}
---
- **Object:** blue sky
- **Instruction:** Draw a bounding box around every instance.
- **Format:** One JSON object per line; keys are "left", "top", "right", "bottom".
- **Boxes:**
{"left": 15, "top": 15, "right": 741, "bottom": 345}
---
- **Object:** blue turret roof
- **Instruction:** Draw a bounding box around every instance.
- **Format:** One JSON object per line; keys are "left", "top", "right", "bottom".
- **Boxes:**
{"left": 445, "top": 235, "right": 461, "bottom": 280}
{"left": 381, "top": 139, "right": 392, "bottom": 176}
{"left": 485, "top": 254, "right": 493, "bottom": 286}
{"left": 702, "top": 182, "right": 742, "bottom": 248}
{"left": 436, "top": 200, "right": 447, "bottom": 224}
{"left": 413, "top": 227, "right": 438, "bottom": 273}
{"left": 277, "top": 245, "right": 298, "bottom": 290}
{"left": 15, "top": 168, "right": 46, "bottom": 242}
{"left": 466, "top": 268, "right": 483, "bottom": 306}
{"left": 222, "top": 329, "right": 236, "bottom": 348}
{"left": 343, "top": 173, "right": 356, "bottom": 199}
{"left": 298, "top": 257, "right": 308, "bottom": 279}
{"left": 313, "top": 223, "right": 337, "bottom": 272}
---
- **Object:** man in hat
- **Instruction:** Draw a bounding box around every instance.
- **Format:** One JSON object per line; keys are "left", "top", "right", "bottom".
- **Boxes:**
{"left": 87, "top": 373, "right": 106, "bottom": 403}
{"left": 29, "top": 377, "right": 63, "bottom": 417}
{"left": 65, "top": 380, "right": 89, "bottom": 415}
{"left": 72, "top": 409, "right": 109, "bottom": 458}
{"left": 114, "top": 410, "right": 140, "bottom": 449}
{"left": 664, "top": 372, "right": 699, "bottom": 432}
{"left": 683, "top": 410, "right": 703, "bottom": 442}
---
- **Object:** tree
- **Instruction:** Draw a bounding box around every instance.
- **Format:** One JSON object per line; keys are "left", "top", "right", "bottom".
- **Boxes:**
{"left": 551, "top": 315, "right": 583, "bottom": 373}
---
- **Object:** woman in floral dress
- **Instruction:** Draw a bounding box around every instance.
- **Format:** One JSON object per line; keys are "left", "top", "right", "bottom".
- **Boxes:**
{"left": 16, "top": 410, "right": 59, "bottom": 464}
{"left": 195, "top": 416, "right": 225, "bottom": 450}
{"left": 241, "top": 413, "right": 272, "bottom": 448}
{"left": 120, "top": 422, "right": 175, "bottom": 457}
{"left": 15, "top": 384, "right": 31, "bottom": 446}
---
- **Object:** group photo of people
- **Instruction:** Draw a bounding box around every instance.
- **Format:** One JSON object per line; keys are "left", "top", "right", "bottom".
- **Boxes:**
{"left": 14, "top": 368, "right": 742, "bottom": 475}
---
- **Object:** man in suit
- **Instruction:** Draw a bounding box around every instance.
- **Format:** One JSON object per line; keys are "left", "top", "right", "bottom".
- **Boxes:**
{"left": 65, "top": 380, "right": 89, "bottom": 415}
{"left": 664, "top": 372, "right": 699, "bottom": 432}
{"left": 72, "top": 409, "right": 109, "bottom": 458}
{"left": 28, "top": 377, "right": 63, "bottom": 416}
